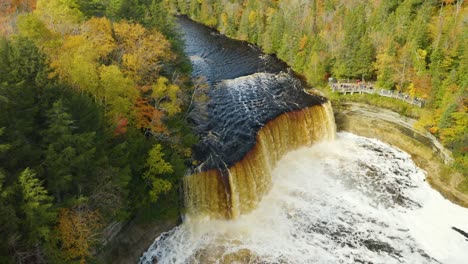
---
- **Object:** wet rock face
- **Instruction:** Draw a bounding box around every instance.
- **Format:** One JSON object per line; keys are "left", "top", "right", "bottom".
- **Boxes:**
{"left": 177, "top": 17, "right": 327, "bottom": 170}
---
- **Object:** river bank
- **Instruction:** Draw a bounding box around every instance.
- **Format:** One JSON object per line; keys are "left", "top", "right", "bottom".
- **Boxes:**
{"left": 99, "top": 101, "right": 467, "bottom": 264}
{"left": 100, "top": 13, "right": 467, "bottom": 263}
{"left": 96, "top": 216, "right": 179, "bottom": 264}
{"left": 334, "top": 102, "right": 468, "bottom": 208}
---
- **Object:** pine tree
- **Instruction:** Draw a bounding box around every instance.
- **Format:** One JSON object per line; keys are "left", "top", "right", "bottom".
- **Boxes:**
{"left": 0, "top": 127, "right": 19, "bottom": 262}
{"left": 19, "top": 168, "right": 55, "bottom": 244}
{"left": 43, "top": 100, "right": 96, "bottom": 201}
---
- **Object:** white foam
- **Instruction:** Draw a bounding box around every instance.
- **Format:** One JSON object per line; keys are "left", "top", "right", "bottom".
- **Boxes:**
{"left": 140, "top": 132, "right": 468, "bottom": 264}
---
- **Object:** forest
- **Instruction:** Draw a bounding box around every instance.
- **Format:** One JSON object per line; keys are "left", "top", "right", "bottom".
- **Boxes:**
{"left": 0, "top": 0, "right": 197, "bottom": 263}
{"left": 167, "top": 0, "right": 467, "bottom": 186}
{"left": 0, "top": 0, "right": 467, "bottom": 263}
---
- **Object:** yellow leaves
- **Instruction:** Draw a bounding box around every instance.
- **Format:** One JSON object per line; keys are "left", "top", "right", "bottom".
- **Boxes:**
{"left": 429, "top": 126, "right": 439, "bottom": 134}
{"left": 221, "top": 13, "right": 229, "bottom": 27}
{"left": 148, "top": 178, "right": 172, "bottom": 202}
{"left": 266, "top": 7, "right": 276, "bottom": 20}
{"left": 374, "top": 51, "right": 394, "bottom": 80}
{"left": 99, "top": 65, "right": 134, "bottom": 97}
{"left": 50, "top": 34, "right": 99, "bottom": 92}
{"left": 146, "top": 144, "right": 173, "bottom": 175}
{"left": 81, "top": 17, "right": 116, "bottom": 58}
{"left": 35, "top": 0, "right": 84, "bottom": 34}
{"left": 98, "top": 65, "right": 137, "bottom": 119}
{"left": 440, "top": 111, "right": 467, "bottom": 142}
{"left": 152, "top": 77, "right": 182, "bottom": 116}
{"left": 299, "top": 34, "right": 308, "bottom": 50}
{"left": 248, "top": 11, "right": 257, "bottom": 26}
{"left": 408, "top": 82, "right": 416, "bottom": 98}
{"left": 57, "top": 207, "right": 103, "bottom": 264}
{"left": 113, "top": 21, "right": 146, "bottom": 50}
{"left": 143, "top": 144, "right": 173, "bottom": 202}
{"left": 122, "top": 53, "right": 139, "bottom": 77}
{"left": 114, "top": 21, "right": 173, "bottom": 83}
{"left": 152, "top": 76, "right": 170, "bottom": 99}
{"left": 69, "top": 54, "right": 99, "bottom": 94}
{"left": 417, "top": 48, "right": 427, "bottom": 60}
{"left": 414, "top": 111, "right": 437, "bottom": 133}
{"left": 13, "top": 8, "right": 180, "bottom": 132}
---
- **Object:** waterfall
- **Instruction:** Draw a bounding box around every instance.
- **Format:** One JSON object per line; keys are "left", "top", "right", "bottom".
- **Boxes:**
{"left": 184, "top": 102, "right": 336, "bottom": 219}
{"left": 139, "top": 17, "right": 468, "bottom": 263}
{"left": 141, "top": 132, "right": 468, "bottom": 264}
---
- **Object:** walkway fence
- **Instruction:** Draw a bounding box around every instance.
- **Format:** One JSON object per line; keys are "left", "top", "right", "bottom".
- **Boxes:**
{"left": 330, "top": 82, "right": 425, "bottom": 108}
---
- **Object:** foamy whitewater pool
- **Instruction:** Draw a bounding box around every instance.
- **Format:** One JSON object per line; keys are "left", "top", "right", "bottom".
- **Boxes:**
{"left": 140, "top": 133, "right": 468, "bottom": 264}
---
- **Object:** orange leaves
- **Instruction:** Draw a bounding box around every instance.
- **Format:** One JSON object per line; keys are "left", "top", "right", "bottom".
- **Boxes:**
{"left": 299, "top": 34, "right": 308, "bottom": 50}
{"left": 412, "top": 74, "right": 432, "bottom": 99}
{"left": 114, "top": 118, "right": 129, "bottom": 136}
{"left": 0, "top": 0, "right": 36, "bottom": 16}
{"left": 135, "top": 98, "right": 167, "bottom": 134}
{"left": 13, "top": 7, "right": 182, "bottom": 135}
{"left": 0, "top": 0, "right": 37, "bottom": 35}
{"left": 57, "top": 207, "right": 103, "bottom": 264}
{"left": 44, "top": 17, "right": 179, "bottom": 133}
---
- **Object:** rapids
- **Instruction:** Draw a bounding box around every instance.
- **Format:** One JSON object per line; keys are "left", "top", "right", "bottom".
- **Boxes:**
{"left": 140, "top": 133, "right": 468, "bottom": 264}
{"left": 139, "top": 17, "right": 468, "bottom": 263}
{"left": 178, "top": 16, "right": 330, "bottom": 219}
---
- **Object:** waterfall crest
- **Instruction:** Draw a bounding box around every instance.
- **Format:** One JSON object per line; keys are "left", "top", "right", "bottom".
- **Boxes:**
{"left": 184, "top": 102, "right": 336, "bottom": 219}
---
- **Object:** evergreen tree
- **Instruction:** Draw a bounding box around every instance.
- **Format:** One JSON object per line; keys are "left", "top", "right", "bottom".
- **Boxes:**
{"left": 43, "top": 100, "right": 96, "bottom": 201}
{"left": 0, "top": 128, "right": 19, "bottom": 264}
{"left": 19, "top": 168, "right": 56, "bottom": 244}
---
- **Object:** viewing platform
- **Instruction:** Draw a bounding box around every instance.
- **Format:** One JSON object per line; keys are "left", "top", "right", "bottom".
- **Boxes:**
{"left": 330, "top": 81, "right": 425, "bottom": 108}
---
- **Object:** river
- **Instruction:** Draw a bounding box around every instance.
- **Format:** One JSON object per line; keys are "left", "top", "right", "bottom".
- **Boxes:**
{"left": 139, "top": 17, "right": 468, "bottom": 264}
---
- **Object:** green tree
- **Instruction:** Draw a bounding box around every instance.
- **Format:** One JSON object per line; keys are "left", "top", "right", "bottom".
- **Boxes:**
{"left": 16, "top": 13, "right": 56, "bottom": 48}
{"left": 19, "top": 168, "right": 56, "bottom": 244}
{"left": 145, "top": 0, "right": 176, "bottom": 37}
{"left": 77, "top": 0, "right": 106, "bottom": 17}
{"left": 355, "top": 35, "right": 375, "bottom": 81}
{"left": 117, "top": 0, "right": 145, "bottom": 21}
{"left": 0, "top": 128, "right": 19, "bottom": 263}
{"left": 143, "top": 144, "right": 173, "bottom": 202}
{"left": 98, "top": 65, "right": 137, "bottom": 120}
{"left": 0, "top": 38, "right": 49, "bottom": 171}
{"left": 43, "top": 100, "right": 96, "bottom": 201}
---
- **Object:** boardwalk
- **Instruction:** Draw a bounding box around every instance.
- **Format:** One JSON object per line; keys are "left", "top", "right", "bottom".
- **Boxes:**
{"left": 330, "top": 82, "right": 425, "bottom": 108}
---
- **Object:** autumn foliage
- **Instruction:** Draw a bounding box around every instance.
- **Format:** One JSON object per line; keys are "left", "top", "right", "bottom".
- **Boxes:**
{"left": 57, "top": 206, "right": 103, "bottom": 264}
{"left": 135, "top": 97, "right": 167, "bottom": 134}
{"left": 15, "top": 3, "right": 182, "bottom": 135}
{"left": 0, "top": 1, "right": 196, "bottom": 263}
{"left": 0, "top": 0, "right": 36, "bottom": 35}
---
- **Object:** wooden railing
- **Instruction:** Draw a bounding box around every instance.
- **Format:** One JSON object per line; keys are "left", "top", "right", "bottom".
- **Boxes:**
{"left": 330, "top": 82, "right": 425, "bottom": 108}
